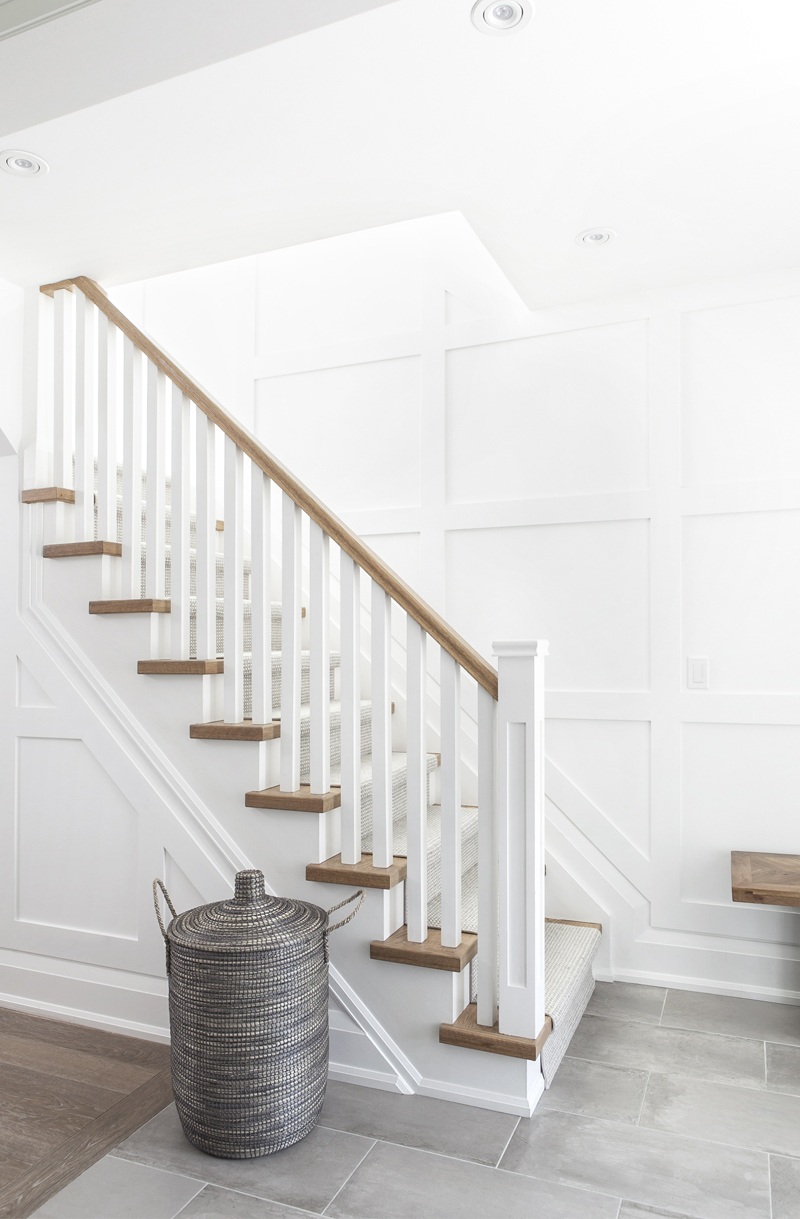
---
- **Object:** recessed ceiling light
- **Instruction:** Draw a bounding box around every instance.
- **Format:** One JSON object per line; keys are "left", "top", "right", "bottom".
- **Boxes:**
{"left": 471, "top": 1, "right": 533, "bottom": 35}
{"left": 576, "top": 228, "right": 615, "bottom": 247}
{"left": 1, "top": 149, "right": 49, "bottom": 177}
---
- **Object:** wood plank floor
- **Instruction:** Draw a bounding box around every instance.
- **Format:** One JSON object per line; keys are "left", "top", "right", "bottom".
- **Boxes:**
{"left": 0, "top": 1007, "right": 172, "bottom": 1219}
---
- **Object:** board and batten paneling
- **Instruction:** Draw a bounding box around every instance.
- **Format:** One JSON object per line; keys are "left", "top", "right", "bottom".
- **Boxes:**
{"left": 107, "top": 227, "right": 800, "bottom": 1000}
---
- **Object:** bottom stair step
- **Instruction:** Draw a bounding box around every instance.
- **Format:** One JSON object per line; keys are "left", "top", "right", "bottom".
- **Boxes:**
{"left": 439, "top": 1003, "right": 552, "bottom": 1061}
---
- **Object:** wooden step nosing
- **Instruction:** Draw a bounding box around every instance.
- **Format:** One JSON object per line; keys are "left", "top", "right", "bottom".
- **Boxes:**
{"left": 190, "top": 720, "right": 280, "bottom": 741}
{"left": 138, "top": 659, "right": 223, "bottom": 675}
{"left": 370, "top": 926, "right": 478, "bottom": 972}
{"left": 21, "top": 486, "right": 75, "bottom": 504}
{"left": 439, "top": 1003, "right": 552, "bottom": 1061}
{"left": 44, "top": 540, "right": 122, "bottom": 558}
{"left": 90, "top": 599, "right": 170, "bottom": 614}
{"left": 245, "top": 785, "right": 342, "bottom": 813}
{"left": 306, "top": 853, "right": 407, "bottom": 889}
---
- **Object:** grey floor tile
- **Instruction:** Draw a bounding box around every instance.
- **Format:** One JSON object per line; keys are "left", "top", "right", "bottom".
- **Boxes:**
{"left": 569, "top": 1013, "right": 766, "bottom": 1087}
{"left": 770, "top": 1154, "right": 800, "bottom": 1219}
{"left": 640, "top": 1072, "right": 800, "bottom": 1157}
{"left": 174, "top": 1184, "right": 317, "bottom": 1218}
{"left": 500, "top": 1109, "right": 771, "bottom": 1219}
{"left": 325, "top": 1139, "right": 620, "bottom": 1218}
{"left": 586, "top": 981, "right": 667, "bottom": 1025}
{"left": 113, "top": 1103, "right": 372, "bottom": 1214}
{"left": 618, "top": 1206, "right": 696, "bottom": 1218}
{"left": 317, "top": 1080, "right": 518, "bottom": 1166}
{"left": 766, "top": 1042, "right": 800, "bottom": 1095}
{"left": 662, "top": 989, "right": 800, "bottom": 1046}
{"left": 31, "top": 1155, "right": 204, "bottom": 1218}
{"left": 541, "top": 1057, "right": 648, "bottom": 1124}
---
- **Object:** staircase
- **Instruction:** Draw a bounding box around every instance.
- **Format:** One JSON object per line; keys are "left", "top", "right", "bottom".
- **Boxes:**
{"left": 17, "top": 274, "right": 602, "bottom": 1114}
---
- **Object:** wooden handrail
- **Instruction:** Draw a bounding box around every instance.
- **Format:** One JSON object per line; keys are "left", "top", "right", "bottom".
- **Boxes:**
{"left": 41, "top": 276, "right": 498, "bottom": 698}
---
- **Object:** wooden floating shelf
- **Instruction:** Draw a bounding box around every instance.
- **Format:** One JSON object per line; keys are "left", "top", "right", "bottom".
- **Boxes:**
{"left": 90, "top": 599, "right": 170, "bottom": 614}
{"left": 439, "top": 1003, "right": 552, "bottom": 1061}
{"left": 44, "top": 541, "right": 122, "bottom": 558}
{"left": 21, "top": 487, "right": 75, "bottom": 504}
{"left": 370, "top": 926, "right": 477, "bottom": 973}
{"left": 138, "top": 659, "right": 223, "bottom": 674}
{"left": 245, "top": 785, "right": 341, "bottom": 813}
{"left": 190, "top": 719, "right": 280, "bottom": 741}
{"left": 732, "top": 851, "right": 800, "bottom": 908}
{"left": 306, "top": 853, "right": 406, "bottom": 890}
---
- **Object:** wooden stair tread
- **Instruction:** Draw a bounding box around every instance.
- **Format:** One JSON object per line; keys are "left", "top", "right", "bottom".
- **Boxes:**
{"left": 439, "top": 1003, "right": 552, "bottom": 1061}
{"left": 139, "top": 659, "right": 223, "bottom": 674}
{"left": 370, "top": 925, "right": 477, "bottom": 972}
{"left": 246, "top": 785, "right": 341, "bottom": 813}
{"left": 307, "top": 853, "right": 406, "bottom": 889}
{"left": 44, "top": 541, "right": 122, "bottom": 557}
{"left": 732, "top": 850, "right": 800, "bottom": 907}
{"left": 190, "top": 720, "right": 280, "bottom": 740}
{"left": 90, "top": 600, "right": 170, "bottom": 614}
{"left": 21, "top": 487, "right": 75, "bottom": 504}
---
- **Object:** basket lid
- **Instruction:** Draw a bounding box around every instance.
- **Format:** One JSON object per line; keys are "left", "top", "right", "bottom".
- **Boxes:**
{"left": 167, "top": 869, "right": 327, "bottom": 953}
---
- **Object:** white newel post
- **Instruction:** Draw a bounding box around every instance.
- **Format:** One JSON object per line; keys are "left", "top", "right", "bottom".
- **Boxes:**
{"left": 493, "top": 640, "right": 548, "bottom": 1040}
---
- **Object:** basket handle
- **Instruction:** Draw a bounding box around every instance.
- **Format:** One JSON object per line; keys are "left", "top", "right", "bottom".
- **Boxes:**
{"left": 152, "top": 878, "right": 178, "bottom": 943}
{"left": 324, "top": 888, "right": 365, "bottom": 962}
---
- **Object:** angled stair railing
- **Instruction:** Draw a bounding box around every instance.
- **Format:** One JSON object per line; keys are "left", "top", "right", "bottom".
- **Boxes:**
{"left": 21, "top": 274, "right": 599, "bottom": 1078}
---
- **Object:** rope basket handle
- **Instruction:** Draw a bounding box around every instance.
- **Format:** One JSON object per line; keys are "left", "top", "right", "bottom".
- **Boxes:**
{"left": 152, "top": 878, "right": 178, "bottom": 943}
{"left": 324, "top": 888, "right": 365, "bottom": 962}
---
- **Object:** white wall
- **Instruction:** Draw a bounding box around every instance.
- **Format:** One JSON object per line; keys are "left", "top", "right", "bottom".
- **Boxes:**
{"left": 110, "top": 217, "right": 800, "bottom": 1002}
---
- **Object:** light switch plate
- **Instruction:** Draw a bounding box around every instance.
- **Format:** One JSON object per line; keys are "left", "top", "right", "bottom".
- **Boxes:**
{"left": 687, "top": 657, "right": 708, "bottom": 690}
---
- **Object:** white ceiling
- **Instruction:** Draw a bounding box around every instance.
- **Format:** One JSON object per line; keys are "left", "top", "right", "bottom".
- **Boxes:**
{"left": 1, "top": 0, "right": 800, "bottom": 309}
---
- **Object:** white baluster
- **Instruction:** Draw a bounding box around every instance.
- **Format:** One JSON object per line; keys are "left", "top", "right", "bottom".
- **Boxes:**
{"left": 195, "top": 410, "right": 217, "bottom": 661}
{"left": 280, "top": 493, "right": 302, "bottom": 791}
{"left": 170, "top": 389, "right": 190, "bottom": 654}
{"left": 223, "top": 435, "right": 244, "bottom": 721}
{"left": 53, "top": 287, "right": 74, "bottom": 492}
{"left": 310, "top": 521, "right": 330, "bottom": 794}
{"left": 440, "top": 651, "right": 462, "bottom": 948}
{"left": 73, "top": 290, "right": 95, "bottom": 542}
{"left": 371, "top": 582, "right": 393, "bottom": 870}
{"left": 121, "top": 338, "right": 143, "bottom": 598}
{"left": 96, "top": 313, "right": 117, "bottom": 543}
{"left": 340, "top": 554, "right": 361, "bottom": 864}
{"left": 145, "top": 363, "right": 166, "bottom": 599}
{"left": 477, "top": 683, "right": 498, "bottom": 1028}
{"left": 250, "top": 464, "right": 272, "bottom": 723}
{"left": 493, "top": 640, "right": 548, "bottom": 1039}
{"left": 406, "top": 617, "right": 428, "bottom": 942}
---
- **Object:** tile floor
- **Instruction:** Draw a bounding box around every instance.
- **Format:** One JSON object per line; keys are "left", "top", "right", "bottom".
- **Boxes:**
{"left": 31, "top": 983, "right": 800, "bottom": 1219}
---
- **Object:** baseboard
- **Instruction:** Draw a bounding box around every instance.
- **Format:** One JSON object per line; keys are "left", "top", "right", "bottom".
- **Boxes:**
{"left": 327, "top": 1062, "right": 404, "bottom": 1093}
{"left": 609, "top": 968, "right": 800, "bottom": 1006}
{"left": 0, "top": 990, "right": 171, "bottom": 1042}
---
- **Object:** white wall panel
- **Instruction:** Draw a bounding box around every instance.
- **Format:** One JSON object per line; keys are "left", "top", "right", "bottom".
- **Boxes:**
{"left": 16, "top": 737, "right": 138, "bottom": 939}
{"left": 446, "top": 520, "right": 650, "bottom": 691}
{"left": 446, "top": 322, "right": 648, "bottom": 504}
{"left": 255, "top": 357, "right": 421, "bottom": 514}
{"left": 360, "top": 532, "right": 420, "bottom": 591}
{"left": 16, "top": 658, "right": 54, "bottom": 708}
{"left": 682, "top": 510, "right": 800, "bottom": 692}
{"left": 547, "top": 719, "right": 651, "bottom": 857}
{"left": 682, "top": 297, "right": 800, "bottom": 487}
{"left": 681, "top": 722, "right": 800, "bottom": 904}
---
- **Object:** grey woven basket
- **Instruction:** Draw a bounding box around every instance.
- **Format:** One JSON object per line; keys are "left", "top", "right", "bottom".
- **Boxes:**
{"left": 153, "top": 868, "right": 364, "bottom": 1159}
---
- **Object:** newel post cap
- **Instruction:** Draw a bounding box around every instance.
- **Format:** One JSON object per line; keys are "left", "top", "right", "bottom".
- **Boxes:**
{"left": 492, "top": 640, "right": 550, "bottom": 658}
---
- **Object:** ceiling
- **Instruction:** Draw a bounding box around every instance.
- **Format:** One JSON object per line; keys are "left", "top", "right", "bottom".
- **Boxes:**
{"left": 1, "top": 0, "right": 800, "bottom": 309}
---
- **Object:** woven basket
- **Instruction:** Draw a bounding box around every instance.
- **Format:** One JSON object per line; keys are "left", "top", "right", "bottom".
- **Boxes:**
{"left": 153, "top": 868, "right": 363, "bottom": 1159}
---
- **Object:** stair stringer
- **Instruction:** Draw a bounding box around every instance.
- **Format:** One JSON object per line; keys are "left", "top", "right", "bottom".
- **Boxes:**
{"left": 8, "top": 463, "right": 539, "bottom": 1116}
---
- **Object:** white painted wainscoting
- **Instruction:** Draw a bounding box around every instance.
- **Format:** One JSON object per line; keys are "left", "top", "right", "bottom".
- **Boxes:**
{"left": 107, "top": 215, "right": 800, "bottom": 1004}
